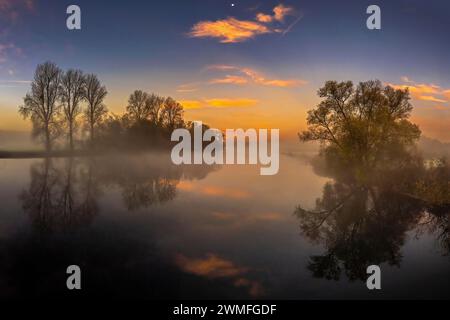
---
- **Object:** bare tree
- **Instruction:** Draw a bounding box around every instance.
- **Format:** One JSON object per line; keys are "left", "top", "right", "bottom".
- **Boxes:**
{"left": 126, "top": 90, "right": 151, "bottom": 122}
{"left": 147, "top": 93, "right": 165, "bottom": 125}
{"left": 59, "top": 69, "right": 86, "bottom": 150}
{"left": 84, "top": 74, "right": 108, "bottom": 145}
{"left": 161, "top": 97, "right": 184, "bottom": 130}
{"left": 19, "top": 62, "right": 62, "bottom": 152}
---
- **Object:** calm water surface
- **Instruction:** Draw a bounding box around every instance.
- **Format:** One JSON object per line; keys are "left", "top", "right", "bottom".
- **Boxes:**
{"left": 0, "top": 153, "right": 448, "bottom": 299}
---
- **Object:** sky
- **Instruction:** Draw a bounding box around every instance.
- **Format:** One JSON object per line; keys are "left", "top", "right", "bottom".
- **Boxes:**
{"left": 0, "top": 0, "right": 450, "bottom": 141}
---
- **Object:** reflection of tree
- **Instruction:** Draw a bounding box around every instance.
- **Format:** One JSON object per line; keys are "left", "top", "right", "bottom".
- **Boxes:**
{"left": 295, "top": 171, "right": 449, "bottom": 281}
{"left": 21, "top": 157, "right": 100, "bottom": 233}
{"left": 0, "top": 225, "right": 183, "bottom": 299}
{"left": 97, "top": 155, "right": 218, "bottom": 211}
{"left": 20, "top": 154, "right": 219, "bottom": 232}
{"left": 295, "top": 183, "right": 423, "bottom": 281}
{"left": 295, "top": 80, "right": 450, "bottom": 282}
{"left": 20, "top": 158, "right": 60, "bottom": 233}
{"left": 120, "top": 177, "right": 177, "bottom": 211}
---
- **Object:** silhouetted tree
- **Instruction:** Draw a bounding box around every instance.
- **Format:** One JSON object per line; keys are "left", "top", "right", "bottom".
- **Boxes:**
{"left": 19, "top": 62, "right": 62, "bottom": 152}
{"left": 162, "top": 97, "right": 184, "bottom": 130}
{"left": 300, "top": 80, "right": 421, "bottom": 183}
{"left": 84, "top": 74, "right": 108, "bottom": 145}
{"left": 59, "top": 69, "right": 86, "bottom": 150}
{"left": 126, "top": 90, "right": 152, "bottom": 122}
{"left": 148, "top": 93, "right": 165, "bottom": 125}
{"left": 294, "top": 181, "right": 423, "bottom": 281}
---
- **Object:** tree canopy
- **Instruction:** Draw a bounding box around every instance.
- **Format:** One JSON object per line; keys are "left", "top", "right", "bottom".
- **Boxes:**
{"left": 300, "top": 80, "right": 421, "bottom": 181}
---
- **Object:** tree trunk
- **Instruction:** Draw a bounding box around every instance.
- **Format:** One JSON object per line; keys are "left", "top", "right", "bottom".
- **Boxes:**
{"left": 90, "top": 117, "right": 95, "bottom": 148}
{"left": 69, "top": 121, "right": 74, "bottom": 151}
{"left": 45, "top": 123, "right": 51, "bottom": 153}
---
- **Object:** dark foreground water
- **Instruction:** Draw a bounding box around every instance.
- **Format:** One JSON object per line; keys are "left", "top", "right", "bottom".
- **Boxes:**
{"left": 0, "top": 153, "right": 448, "bottom": 299}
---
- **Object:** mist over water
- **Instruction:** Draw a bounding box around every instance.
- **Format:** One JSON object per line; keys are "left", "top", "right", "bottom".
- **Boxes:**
{"left": 0, "top": 152, "right": 448, "bottom": 299}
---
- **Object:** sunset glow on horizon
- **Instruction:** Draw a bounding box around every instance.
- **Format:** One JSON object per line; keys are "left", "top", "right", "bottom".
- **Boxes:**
{"left": 1, "top": 0, "right": 449, "bottom": 141}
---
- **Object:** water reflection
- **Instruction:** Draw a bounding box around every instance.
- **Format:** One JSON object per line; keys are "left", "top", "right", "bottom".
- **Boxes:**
{"left": 20, "top": 154, "right": 219, "bottom": 233}
{"left": 295, "top": 164, "right": 450, "bottom": 282}
{"left": 0, "top": 154, "right": 219, "bottom": 298}
{"left": 20, "top": 158, "right": 100, "bottom": 233}
{"left": 0, "top": 152, "right": 448, "bottom": 299}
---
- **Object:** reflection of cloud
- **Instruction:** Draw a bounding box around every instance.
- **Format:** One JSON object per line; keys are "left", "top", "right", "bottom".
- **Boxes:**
{"left": 212, "top": 211, "right": 285, "bottom": 223}
{"left": 189, "top": 4, "right": 299, "bottom": 43}
{"left": 178, "top": 181, "right": 251, "bottom": 199}
{"left": 175, "top": 253, "right": 248, "bottom": 278}
{"left": 175, "top": 253, "right": 264, "bottom": 297}
{"left": 201, "top": 186, "right": 250, "bottom": 198}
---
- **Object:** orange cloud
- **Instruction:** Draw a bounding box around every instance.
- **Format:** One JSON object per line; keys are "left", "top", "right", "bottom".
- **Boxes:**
{"left": 443, "top": 90, "right": 450, "bottom": 100}
{"left": 256, "top": 13, "right": 273, "bottom": 23}
{"left": 273, "top": 4, "right": 294, "bottom": 21}
{"left": 401, "top": 76, "right": 414, "bottom": 83}
{"left": 189, "top": 17, "right": 271, "bottom": 43}
{"left": 256, "top": 4, "right": 294, "bottom": 23}
{"left": 207, "top": 65, "right": 307, "bottom": 88}
{"left": 388, "top": 80, "right": 448, "bottom": 103}
{"left": 209, "top": 75, "right": 249, "bottom": 85}
{"left": 179, "top": 100, "right": 202, "bottom": 109}
{"left": 189, "top": 4, "right": 298, "bottom": 43}
{"left": 176, "top": 83, "right": 198, "bottom": 93}
{"left": 417, "top": 95, "right": 447, "bottom": 103}
{"left": 240, "top": 67, "right": 306, "bottom": 87}
{"left": 206, "top": 98, "right": 258, "bottom": 108}
{"left": 178, "top": 98, "right": 258, "bottom": 110}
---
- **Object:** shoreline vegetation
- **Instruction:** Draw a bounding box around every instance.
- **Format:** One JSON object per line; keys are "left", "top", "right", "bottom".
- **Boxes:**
{"left": 12, "top": 61, "right": 194, "bottom": 155}
{"left": 1, "top": 63, "right": 448, "bottom": 207}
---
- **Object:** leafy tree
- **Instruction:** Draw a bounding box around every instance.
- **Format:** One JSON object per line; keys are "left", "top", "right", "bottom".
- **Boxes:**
{"left": 300, "top": 80, "right": 421, "bottom": 181}
{"left": 19, "top": 62, "right": 62, "bottom": 152}
{"left": 147, "top": 93, "right": 165, "bottom": 125}
{"left": 126, "top": 90, "right": 152, "bottom": 122}
{"left": 59, "top": 69, "right": 86, "bottom": 150}
{"left": 84, "top": 74, "right": 108, "bottom": 145}
{"left": 162, "top": 97, "right": 184, "bottom": 130}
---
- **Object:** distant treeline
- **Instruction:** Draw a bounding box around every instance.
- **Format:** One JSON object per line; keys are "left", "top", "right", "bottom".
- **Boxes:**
{"left": 19, "top": 61, "right": 196, "bottom": 152}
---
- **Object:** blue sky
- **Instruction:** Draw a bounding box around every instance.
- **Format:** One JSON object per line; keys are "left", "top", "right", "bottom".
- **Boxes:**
{"left": 1, "top": 0, "right": 450, "bottom": 140}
